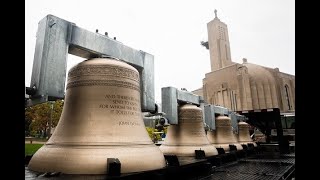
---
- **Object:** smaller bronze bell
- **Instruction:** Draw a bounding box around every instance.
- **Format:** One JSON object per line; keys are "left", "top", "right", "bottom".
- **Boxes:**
{"left": 238, "top": 121, "right": 257, "bottom": 147}
{"left": 208, "top": 115, "right": 243, "bottom": 152}
{"left": 160, "top": 104, "right": 218, "bottom": 157}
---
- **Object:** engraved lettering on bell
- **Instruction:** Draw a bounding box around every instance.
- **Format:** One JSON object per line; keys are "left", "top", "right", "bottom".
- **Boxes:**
{"left": 68, "top": 65, "right": 139, "bottom": 82}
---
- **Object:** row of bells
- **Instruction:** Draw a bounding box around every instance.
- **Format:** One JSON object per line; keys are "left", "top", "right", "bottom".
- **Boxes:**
{"left": 28, "top": 58, "right": 256, "bottom": 175}
{"left": 160, "top": 104, "right": 257, "bottom": 157}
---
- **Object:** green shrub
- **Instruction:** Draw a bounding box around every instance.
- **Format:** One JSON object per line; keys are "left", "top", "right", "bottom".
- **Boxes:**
{"left": 145, "top": 127, "right": 161, "bottom": 142}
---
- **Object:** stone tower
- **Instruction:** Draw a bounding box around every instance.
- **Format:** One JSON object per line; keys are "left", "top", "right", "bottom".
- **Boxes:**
{"left": 207, "top": 10, "right": 233, "bottom": 71}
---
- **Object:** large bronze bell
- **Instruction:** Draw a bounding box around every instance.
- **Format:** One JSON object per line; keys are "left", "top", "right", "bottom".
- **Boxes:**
{"left": 207, "top": 115, "right": 243, "bottom": 152}
{"left": 238, "top": 121, "right": 257, "bottom": 147}
{"left": 159, "top": 104, "right": 218, "bottom": 157}
{"left": 28, "top": 58, "right": 166, "bottom": 174}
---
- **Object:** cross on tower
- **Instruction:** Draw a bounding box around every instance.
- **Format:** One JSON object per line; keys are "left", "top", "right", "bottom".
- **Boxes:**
{"left": 214, "top": 9, "right": 218, "bottom": 18}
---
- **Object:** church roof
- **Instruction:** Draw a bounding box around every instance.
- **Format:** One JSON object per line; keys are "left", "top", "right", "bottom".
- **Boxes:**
{"left": 242, "top": 62, "right": 276, "bottom": 84}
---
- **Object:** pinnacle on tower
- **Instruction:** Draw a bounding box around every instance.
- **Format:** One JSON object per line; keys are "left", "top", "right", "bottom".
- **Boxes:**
{"left": 214, "top": 9, "right": 218, "bottom": 19}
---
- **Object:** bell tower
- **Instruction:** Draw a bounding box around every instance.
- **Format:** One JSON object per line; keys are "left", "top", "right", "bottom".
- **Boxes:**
{"left": 207, "top": 10, "right": 233, "bottom": 71}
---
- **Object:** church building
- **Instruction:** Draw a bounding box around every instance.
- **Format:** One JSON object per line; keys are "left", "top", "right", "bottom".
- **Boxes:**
{"left": 192, "top": 10, "right": 295, "bottom": 113}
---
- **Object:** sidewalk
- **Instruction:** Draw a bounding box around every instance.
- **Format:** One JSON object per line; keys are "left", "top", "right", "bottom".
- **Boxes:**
{"left": 25, "top": 137, "right": 47, "bottom": 144}
{"left": 25, "top": 140, "right": 46, "bottom": 144}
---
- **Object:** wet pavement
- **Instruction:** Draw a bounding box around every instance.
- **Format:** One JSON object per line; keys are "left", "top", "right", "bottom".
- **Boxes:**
{"left": 25, "top": 148, "right": 295, "bottom": 180}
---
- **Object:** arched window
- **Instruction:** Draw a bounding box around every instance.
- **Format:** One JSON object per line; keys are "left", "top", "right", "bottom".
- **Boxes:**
{"left": 285, "top": 85, "right": 291, "bottom": 110}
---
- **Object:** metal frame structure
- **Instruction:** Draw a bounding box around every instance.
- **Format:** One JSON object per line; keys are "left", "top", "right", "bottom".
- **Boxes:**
{"left": 161, "top": 87, "right": 204, "bottom": 124}
{"left": 26, "top": 15, "right": 155, "bottom": 112}
{"left": 204, "top": 104, "right": 229, "bottom": 130}
{"left": 161, "top": 86, "right": 242, "bottom": 129}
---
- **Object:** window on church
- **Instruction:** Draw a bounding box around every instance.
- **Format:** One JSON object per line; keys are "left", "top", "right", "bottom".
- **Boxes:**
{"left": 225, "top": 44, "right": 228, "bottom": 60}
{"left": 285, "top": 85, "right": 291, "bottom": 110}
{"left": 230, "top": 91, "right": 234, "bottom": 111}
{"left": 218, "top": 26, "right": 225, "bottom": 40}
{"left": 234, "top": 94, "right": 237, "bottom": 110}
{"left": 230, "top": 91, "right": 237, "bottom": 111}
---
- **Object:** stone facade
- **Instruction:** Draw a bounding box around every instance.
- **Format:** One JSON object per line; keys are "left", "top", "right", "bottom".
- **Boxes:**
{"left": 193, "top": 12, "right": 295, "bottom": 113}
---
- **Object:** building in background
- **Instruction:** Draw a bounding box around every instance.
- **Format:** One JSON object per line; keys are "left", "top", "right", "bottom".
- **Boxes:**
{"left": 193, "top": 10, "right": 294, "bottom": 113}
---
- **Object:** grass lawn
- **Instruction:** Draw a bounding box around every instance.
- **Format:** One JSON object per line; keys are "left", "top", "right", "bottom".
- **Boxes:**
{"left": 25, "top": 144, "right": 43, "bottom": 156}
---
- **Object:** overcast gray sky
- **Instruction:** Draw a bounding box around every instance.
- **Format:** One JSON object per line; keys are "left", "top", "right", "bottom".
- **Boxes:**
{"left": 25, "top": 0, "right": 295, "bottom": 103}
